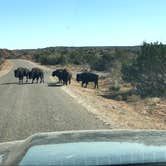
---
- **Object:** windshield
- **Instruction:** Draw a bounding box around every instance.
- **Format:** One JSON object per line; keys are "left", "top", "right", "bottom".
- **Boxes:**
{"left": 0, "top": 0, "right": 166, "bottom": 165}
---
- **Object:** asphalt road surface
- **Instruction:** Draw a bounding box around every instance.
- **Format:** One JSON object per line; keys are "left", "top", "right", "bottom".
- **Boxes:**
{"left": 0, "top": 59, "right": 108, "bottom": 142}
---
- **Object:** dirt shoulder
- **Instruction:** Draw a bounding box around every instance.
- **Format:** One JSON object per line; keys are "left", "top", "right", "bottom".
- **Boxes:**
{"left": 61, "top": 80, "right": 166, "bottom": 129}
{"left": 0, "top": 60, "right": 13, "bottom": 78}
{"left": 49, "top": 76, "right": 166, "bottom": 130}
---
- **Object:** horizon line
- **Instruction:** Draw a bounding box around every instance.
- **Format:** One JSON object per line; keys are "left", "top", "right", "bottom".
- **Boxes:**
{"left": 0, "top": 45, "right": 142, "bottom": 50}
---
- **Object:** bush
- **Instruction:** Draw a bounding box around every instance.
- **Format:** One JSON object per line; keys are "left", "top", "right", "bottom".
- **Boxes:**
{"left": 109, "top": 80, "right": 121, "bottom": 91}
{"left": 91, "top": 53, "right": 115, "bottom": 71}
{"left": 37, "top": 53, "right": 68, "bottom": 65}
{"left": 122, "top": 42, "right": 166, "bottom": 97}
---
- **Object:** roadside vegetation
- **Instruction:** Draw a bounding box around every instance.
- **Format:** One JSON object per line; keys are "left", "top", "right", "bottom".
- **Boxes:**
{"left": 1, "top": 42, "right": 166, "bottom": 124}
{"left": 32, "top": 42, "right": 166, "bottom": 124}
{"left": 1, "top": 43, "right": 166, "bottom": 98}
{"left": 122, "top": 42, "right": 166, "bottom": 97}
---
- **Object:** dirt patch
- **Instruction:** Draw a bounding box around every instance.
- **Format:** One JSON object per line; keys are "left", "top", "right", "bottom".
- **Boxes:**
{"left": 132, "top": 98, "right": 166, "bottom": 123}
{"left": 0, "top": 60, "right": 13, "bottom": 78}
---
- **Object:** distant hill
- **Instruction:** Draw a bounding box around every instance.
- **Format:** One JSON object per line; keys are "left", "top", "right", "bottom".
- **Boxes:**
{"left": 0, "top": 45, "right": 140, "bottom": 59}
{"left": 0, "top": 46, "right": 140, "bottom": 73}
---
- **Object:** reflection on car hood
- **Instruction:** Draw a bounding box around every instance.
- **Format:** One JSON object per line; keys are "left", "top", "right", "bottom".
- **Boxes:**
{"left": 0, "top": 129, "right": 166, "bottom": 165}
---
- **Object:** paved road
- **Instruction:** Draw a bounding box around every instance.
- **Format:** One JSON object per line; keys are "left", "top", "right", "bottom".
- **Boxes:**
{"left": 0, "top": 59, "right": 108, "bottom": 142}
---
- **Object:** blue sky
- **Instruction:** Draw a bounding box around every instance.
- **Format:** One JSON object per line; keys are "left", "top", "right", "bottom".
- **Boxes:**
{"left": 0, "top": 0, "right": 166, "bottom": 49}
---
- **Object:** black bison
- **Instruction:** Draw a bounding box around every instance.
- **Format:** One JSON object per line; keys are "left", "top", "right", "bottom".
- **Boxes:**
{"left": 76, "top": 72, "right": 99, "bottom": 88}
{"left": 14, "top": 67, "right": 30, "bottom": 84}
{"left": 62, "top": 69, "right": 72, "bottom": 85}
{"left": 52, "top": 69, "right": 63, "bottom": 83}
{"left": 23, "top": 68, "right": 30, "bottom": 83}
{"left": 52, "top": 69, "right": 72, "bottom": 85}
{"left": 29, "top": 68, "right": 44, "bottom": 83}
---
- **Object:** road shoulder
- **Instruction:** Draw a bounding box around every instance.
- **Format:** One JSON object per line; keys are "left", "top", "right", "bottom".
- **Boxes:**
{"left": 0, "top": 60, "right": 13, "bottom": 78}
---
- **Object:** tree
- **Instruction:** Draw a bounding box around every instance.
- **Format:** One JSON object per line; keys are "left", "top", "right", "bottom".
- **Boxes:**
{"left": 122, "top": 42, "right": 166, "bottom": 97}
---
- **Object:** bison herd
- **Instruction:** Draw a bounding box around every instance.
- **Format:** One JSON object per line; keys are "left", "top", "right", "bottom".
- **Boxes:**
{"left": 14, "top": 67, "right": 99, "bottom": 88}
{"left": 14, "top": 67, "right": 44, "bottom": 84}
{"left": 52, "top": 69, "right": 99, "bottom": 88}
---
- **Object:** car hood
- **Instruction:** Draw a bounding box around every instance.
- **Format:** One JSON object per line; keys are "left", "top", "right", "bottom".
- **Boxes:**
{"left": 0, "top": 129, "right": 166, "bottom": 165}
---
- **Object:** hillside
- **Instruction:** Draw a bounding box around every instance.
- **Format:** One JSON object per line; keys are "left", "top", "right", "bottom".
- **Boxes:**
{"left": 0, "top": 46, "right": 139, "bottom": 58}
{"left": 0, "top": 46, "right": 139, "bottom": 73}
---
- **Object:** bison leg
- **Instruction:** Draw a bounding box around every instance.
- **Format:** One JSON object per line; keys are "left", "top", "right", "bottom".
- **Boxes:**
{"left": 81, "top": 82, "right": 84, "bottom": 87}
{"left": 40, "top": 77, "right": 44, "bottom": 83}
{"left": 41, "top": 75, "right": 44, "bottom": 83}
{"left": 19, "top": 77, "right": 23, "bottom": 84}
{"left": 94, "top": 81, "right": 98, "bottom": 88}
{"left": 63, "top": 81, "right": 67, "bottom": 85}
{"left": 31, "top": 78, "right": 34, "bottom": 84}
{"left": 26, "top": 76, "right": 28, "bottom": 83}
{"left": 59, "top": 78, "right": 63, "bottom": 84}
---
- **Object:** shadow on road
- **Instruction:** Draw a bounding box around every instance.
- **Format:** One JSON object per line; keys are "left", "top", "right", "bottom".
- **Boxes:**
{"left": 47, "top": 82, "right": 63, "bottom": 87}
{"left": 0, "top": 82, "right": 32, "bottom": 85}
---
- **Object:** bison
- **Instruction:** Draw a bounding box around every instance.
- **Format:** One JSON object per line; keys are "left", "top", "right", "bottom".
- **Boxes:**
{"left": 76, "top": 72, "right": 99, "bottom": 88}
{"left": 62, "top": 69, "right": 72, "bottom": 85}
{"left": 14, "top": 67, "right": 30, "bottom": 84}
{"left": 23, "top": 68, "right": 30, "bottom": 83}
{"left": 29, "top": 68, "right": 44, "bottom": 83}
{"left": 52, "top": 69, "right": 72, "bottom": 85}
{"left": 52, "top": 69, "right": 64, "bottom": 83}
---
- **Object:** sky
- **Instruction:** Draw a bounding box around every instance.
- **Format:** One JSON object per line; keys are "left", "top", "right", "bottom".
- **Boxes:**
{"left": 0, "top": 0, "right": 166, "bottom": 49}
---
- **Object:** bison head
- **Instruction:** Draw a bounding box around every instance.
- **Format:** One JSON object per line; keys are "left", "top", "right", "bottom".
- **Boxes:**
{"left": 14, "top": 69, "right": 18, "bottom": 78}
{"left": 76, "top": 74, "right": 82, "bottom": 82}
{"left": 52, "top": 70, "right": 63, "bottom": 77}
{"left": 52, "top": 71, "right": 58, "bottom": 77}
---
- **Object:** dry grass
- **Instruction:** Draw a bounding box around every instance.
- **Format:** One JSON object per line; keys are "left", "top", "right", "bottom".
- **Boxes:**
{"left": 0, "top": 60, "right": 13, "bottom": 77}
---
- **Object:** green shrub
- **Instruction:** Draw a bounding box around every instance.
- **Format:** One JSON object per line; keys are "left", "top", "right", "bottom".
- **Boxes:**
{"left": 122, "top": 42, "right": 166, "bottom": 97}
{"left": 37, "top": 53, "right": 68, "bottom": 65}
